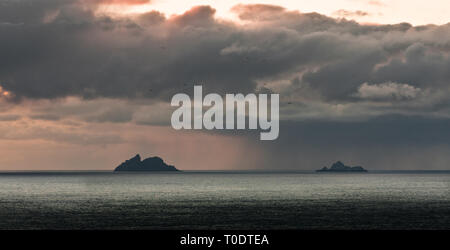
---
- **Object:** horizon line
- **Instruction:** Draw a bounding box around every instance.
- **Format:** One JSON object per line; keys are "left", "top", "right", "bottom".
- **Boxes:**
{"left": 0, "top": 169, "right": 450, "bottom": 173}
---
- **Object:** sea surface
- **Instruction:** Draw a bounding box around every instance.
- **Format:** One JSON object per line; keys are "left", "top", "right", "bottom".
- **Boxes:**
{"left": 0, "top": 171, "right": 449, "bottom": 230}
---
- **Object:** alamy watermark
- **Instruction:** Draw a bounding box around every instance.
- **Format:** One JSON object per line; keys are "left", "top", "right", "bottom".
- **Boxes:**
{"left": 171, "top": 85, "right": 279, "bottom": 140}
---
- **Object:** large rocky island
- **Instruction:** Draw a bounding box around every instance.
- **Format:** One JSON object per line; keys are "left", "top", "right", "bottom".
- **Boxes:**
{"left": 114, "top": 154, "right": 178, "bottom": 172}
{"left": 317, "top": 161, "right": 367, "bottom": 172}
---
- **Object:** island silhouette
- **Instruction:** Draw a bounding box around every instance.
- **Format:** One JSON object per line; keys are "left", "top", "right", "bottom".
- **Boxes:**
{"left": 114, "top": 154, "right": 178, "bottom": 172}
{"left": 317, "top": 161, "right": 367, "bottom": 172}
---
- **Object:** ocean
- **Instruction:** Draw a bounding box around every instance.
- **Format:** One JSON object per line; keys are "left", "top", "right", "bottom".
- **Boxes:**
{"left": 0, "top": 171, "right": 448, "bottom": 230}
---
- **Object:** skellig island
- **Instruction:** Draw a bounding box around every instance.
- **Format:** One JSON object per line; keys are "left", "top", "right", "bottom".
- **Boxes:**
{"left": 114, "top": 154, "right": 178, "bottom": 172}
{"left": 317, "top": 161, "right": 367, "bottom": 172}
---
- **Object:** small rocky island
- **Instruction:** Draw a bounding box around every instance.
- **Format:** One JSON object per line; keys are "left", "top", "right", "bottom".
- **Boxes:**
{"left": 317, "top": 161, "right": 367, "bottom": 172}
{"left": 114, "top": 154, "right": 178, "bottom": 172}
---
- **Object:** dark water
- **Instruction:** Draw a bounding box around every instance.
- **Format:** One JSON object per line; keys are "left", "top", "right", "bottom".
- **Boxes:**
{"left": 0, "top": 171, "right": 449, "bottom": 229}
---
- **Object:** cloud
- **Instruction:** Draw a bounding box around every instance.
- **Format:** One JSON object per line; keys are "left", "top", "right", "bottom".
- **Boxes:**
{"left": 170, "top": 5, "right": 216, "bottom": 26}
{"left": 332, "top": 9, "right": 370, "bottom": 17}
{"left": 230, "top": 4, "right": 286, "bottom": 21}
{"left": 4, "top": 96, "right": 173, "bottom": 126}
{"left": 1, "top": 3, "right": 450, "bottom": 122}
{"left": 0, "top": 120, "right": 124, "bottom": 145}
{"left": 29, "top": 114, "right": 61, "bottom": 121}
{"left": 90, "top": 0, "right": 150, "bottom": 5}
{"left": 0, "top": 114, "right": 21, "bottom": 121}
{"left": 354, "top": 82, "right": 421, "bottom": 100}
{"left": 0, "top": 2, "right": 449, "bottom": 121}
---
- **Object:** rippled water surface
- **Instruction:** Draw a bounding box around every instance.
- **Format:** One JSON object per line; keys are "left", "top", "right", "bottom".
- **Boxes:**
{"left": 0, "top": 172, "right": 449, "bottom": 229}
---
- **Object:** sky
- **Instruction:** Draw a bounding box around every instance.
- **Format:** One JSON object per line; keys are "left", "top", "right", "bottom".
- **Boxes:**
{"left": 1, "top": 0, "right": 450, "bottom": 170}
{"left": 117, "top": 0, "right": 450, "bottom": 26}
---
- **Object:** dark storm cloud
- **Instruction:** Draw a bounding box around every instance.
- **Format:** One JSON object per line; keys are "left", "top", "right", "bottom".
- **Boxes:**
{"left": 373, "top": 43, "right": 450, "bottom": 89}
{"left": 1, "top": 2, "right": 450, "bottom": 122}
{"left": 0, "top": 2, "right": 260, "bottom": 100}
{"left": 0, "top": 2, "right": 449, "bottom": 108}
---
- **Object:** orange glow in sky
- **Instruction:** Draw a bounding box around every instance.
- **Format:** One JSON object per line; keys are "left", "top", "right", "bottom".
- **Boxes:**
{"left": 97, "top": 0, "right": 450, "bottom": 26}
